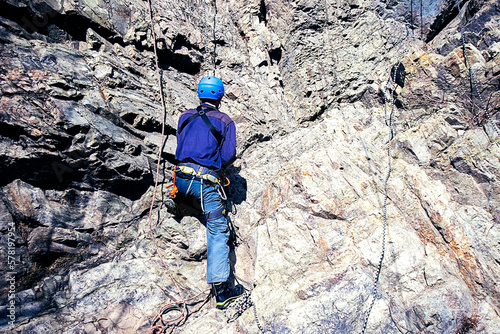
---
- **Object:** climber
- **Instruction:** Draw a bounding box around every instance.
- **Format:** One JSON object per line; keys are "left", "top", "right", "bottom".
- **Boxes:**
{"left": 166, "top": 76, "right": 244, "bottom": 310}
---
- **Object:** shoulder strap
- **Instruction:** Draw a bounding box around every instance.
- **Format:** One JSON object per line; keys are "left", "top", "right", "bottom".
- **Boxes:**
{"left": 178, "top": 106, "right": 224, "bottom": 146}
{"left": 198, "top": 108, "right": 224, "bottom": 145}
{"left": 178, "top": 112, "right": 199, "bottom": 134}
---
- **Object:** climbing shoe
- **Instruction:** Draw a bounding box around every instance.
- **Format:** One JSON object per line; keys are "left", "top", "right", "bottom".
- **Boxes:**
{"left": 212, "top": 282, "right": 245, "bottom": 310}
{"left": 165, "top": 198, "right": 178, "bottom": 216}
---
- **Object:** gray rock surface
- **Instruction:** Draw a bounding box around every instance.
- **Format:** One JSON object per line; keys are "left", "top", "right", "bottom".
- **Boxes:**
{"left": 0, "top": 0, "right": 499, "bottom": 333}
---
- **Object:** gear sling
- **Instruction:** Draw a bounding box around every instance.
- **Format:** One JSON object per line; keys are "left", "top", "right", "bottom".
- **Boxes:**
{"left": 167, "top": 105, "right": 228, "bottom": 219}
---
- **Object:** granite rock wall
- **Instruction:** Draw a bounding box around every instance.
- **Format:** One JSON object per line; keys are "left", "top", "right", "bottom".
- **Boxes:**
{"left": 0, "top": 0, "right": 499, "bottom": 333}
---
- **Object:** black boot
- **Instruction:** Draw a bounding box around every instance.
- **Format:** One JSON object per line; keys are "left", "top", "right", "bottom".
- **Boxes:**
{"left": 212, "top": 282, "right": 245, "bottom": 309}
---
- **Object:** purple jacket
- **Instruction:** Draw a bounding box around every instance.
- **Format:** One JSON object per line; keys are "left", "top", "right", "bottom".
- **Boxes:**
{"left": 175, "top": 103, "right": 236, "bottom": 173}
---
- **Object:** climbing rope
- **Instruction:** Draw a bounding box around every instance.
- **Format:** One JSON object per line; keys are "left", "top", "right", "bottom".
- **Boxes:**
{"left": 420, "top": 0, "right": 423, "bottom": 40}
{"left": 203, "top": 0, "right": 208, "bottom": 72}
{"left": 149, "top": 288, "right": 211, "bottom": 334}
{"left": 361, "top": 62, "right": 398, "bottom": 334}
{"left": 143, "top": 2, "right": 262, "bottom": 332}
{"left": 408, "top": 0, "right": 422, "bottom": 39}
{"left": 202, "top": 0, "right": 218, "bottom": 76}
{"left": 144, "top": 0, "right": 212, "bottom": 332}
{"left": 202, "top": 2, "right": 266, "bottom": 330}
{"left": 410, "top": 0, "right": 413, "bottom": 34}
{"left": 212, "top": 0, "right": 218, "bottom": 75}
{"left": 456, "top": 0, "right": 500, "bottom": 138}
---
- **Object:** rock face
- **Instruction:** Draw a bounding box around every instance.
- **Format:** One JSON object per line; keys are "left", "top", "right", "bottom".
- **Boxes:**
{"left": 0, "top": 0, "right": 499, "bottom": 333}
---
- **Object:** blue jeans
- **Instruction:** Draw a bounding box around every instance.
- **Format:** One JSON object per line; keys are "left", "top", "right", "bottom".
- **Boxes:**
{"left": 175, "top": 175, "right": 230, "bottom": 284}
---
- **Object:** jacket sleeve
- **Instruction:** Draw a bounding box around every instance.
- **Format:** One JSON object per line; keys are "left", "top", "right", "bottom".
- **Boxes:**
{"left": 221, "top": 121, "right": 236, "bottom": 168}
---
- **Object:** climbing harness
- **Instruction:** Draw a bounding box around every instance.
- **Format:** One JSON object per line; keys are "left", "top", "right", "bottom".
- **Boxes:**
{"left": 173, "top": 103, "right": 229, "bottom": 216}
{"left": 174, "top": 162, "right": 227, "bottom": 198}
{"left": 170, "top": 162, "right": 228, "bottom": 220}
{"left": 166, "top": 101, "right": 227, "bottom": 203}
{"left": 456, "top": 0, "right": 500, "bottom": 138}
{"left": 175, "top": 164, "right": 222, "bottom": 186}
{"left": 361, "top": 63, "right": 398, "bottom": 334}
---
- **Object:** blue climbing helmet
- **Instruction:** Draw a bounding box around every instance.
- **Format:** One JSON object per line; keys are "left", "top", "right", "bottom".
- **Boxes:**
{"left": 197, "top": 76, "right": 224, "bottom": 100}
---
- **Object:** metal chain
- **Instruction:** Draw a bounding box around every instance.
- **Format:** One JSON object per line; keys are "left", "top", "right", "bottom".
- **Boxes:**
{"left": 224, "top": 290, "right": 253, "bottom": 322}
{"left": 361, "top": 62, "right": 397, "bottom": 334}
{"left": 224, "top": 289, "right": 265, "bottom": 333}
{"left": 456, "top": 0, "right": 500, "bottom": 137}
{"left": 252, "top": 300, "right": 265, "bottom": 333}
